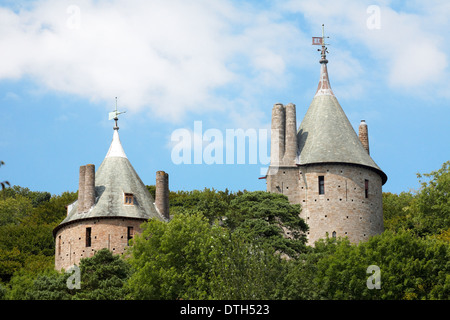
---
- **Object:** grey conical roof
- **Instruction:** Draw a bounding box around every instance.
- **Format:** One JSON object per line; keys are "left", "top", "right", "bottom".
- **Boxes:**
{"left": 296, "top": 59, "right": 387, "bottom": 184}
{"left": 55, "top": 128, "right": 165, "bottom": 233}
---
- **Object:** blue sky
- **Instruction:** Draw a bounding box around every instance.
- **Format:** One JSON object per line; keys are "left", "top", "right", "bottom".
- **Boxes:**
{"left": 0, "top": 0, "right": 449, "bottom": 196}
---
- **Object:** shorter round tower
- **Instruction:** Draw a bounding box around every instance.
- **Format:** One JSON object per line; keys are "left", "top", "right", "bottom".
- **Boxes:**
{"left": 54, "top": 113, "right": 168, "bottom": 271}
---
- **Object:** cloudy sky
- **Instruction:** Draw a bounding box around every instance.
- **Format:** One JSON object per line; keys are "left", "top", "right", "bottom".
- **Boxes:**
{"left": 1, "top": 0, "right": 449, "bottom": 196}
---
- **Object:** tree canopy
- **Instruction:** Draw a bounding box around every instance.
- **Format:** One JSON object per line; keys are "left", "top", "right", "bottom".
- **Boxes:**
{"left": 0, "top": 161, "right": 448, "bottom": 300}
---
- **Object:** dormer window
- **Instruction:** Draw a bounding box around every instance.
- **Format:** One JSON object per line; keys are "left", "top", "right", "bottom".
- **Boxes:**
{"left": 124, "top": 193, "right": 134, "bottom": 205}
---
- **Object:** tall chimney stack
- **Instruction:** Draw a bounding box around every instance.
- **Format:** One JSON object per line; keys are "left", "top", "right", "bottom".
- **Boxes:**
{"left": 83, "top": 164, "right": 96, "bottom": 212}
{"left": 77, "top": 165, "right": 86, "bottom": 213}
{"left": 283, "top": 103, "right": 297, "bottom": 165}
{"left": 155, "top": 171, "right": 169, "bottom": 219}
{"left": 358, "top": 120, "right": 370, "bottom": 154}
{"left": 270, "top": 103, "right": 285, "bottom": 166}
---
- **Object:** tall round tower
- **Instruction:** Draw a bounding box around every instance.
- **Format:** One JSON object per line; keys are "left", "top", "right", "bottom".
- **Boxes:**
{"left": 266, "top": 27, "right": 387, "bottom": 245}
{"left": 296, "top": 32, "right": 387, "bottom": 245}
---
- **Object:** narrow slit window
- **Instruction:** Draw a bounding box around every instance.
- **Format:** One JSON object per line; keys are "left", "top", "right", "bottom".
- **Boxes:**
{"left": 365, "top": 179, "right": 369, "bottom": 198}
{"left": 58, "top": 235, "right": 61, "bottom": 256}
{"left": 86, "top": 227, "right": 92, "bottom": 247}
{"left": 124, "top": 193, "right": 134, "bottom": 205}
{"left": 127, "top": 227, "right": 134, "bottom": 245}
{"left": 318, "top": 176, "right": 325, "bottom": 195}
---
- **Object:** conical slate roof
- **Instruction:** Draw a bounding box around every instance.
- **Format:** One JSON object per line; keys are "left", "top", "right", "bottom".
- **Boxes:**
{"left": 296, "top": 55, "right": 387, "bottom": 184}
{"left": 55, "top": 127, "right": 165, "bottom": 233}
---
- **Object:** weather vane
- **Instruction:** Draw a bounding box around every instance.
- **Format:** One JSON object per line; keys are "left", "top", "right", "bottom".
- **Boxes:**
{"left": 312, "top": 24, "right": 330, "bottom": 63}
{"left": 108, "top": 97, "right": 126, "bottom": 130}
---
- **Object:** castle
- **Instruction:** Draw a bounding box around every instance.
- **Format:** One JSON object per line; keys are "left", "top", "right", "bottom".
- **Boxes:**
{"left": 264, "top": 34, "right": 387, "bottom": 245}
{"left": 54, "top": 31, "right": 387, "bottom": 270}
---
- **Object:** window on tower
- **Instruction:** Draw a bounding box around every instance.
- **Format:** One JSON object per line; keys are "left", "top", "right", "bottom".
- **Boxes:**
{"left": 124, "top": 193, "right": 134, "bottom": 205}
{"left": 318, "top": 176, "right": 325, "bottom": 194}
{"left": 86, "top": 227, "right": 92, "bottom": 247}
{"left": 127, "top": 226, "right": 134, "bottom": 245}
{"left": 365, "top": 179, "right": 369, "bottom": 198}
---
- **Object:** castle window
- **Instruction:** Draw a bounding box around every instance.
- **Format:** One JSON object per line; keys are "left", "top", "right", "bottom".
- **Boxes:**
{"left": 365, "top": 179, "right": 369, "bottom": 198}
{"left": 58, "top": 235, "right": 61, "bottom": 256}
{"left": 86, "top": 227, "right": 92, "bottom": 247}
{"left": 124, "top": 193, "right": 134, "bottom": 205}
{"left": 318, "top": 176, "right": 325, "bottom": 194}
{"left": 332, "top": 231, "right": 336, "bottom": 238}
{"left": 127, "top": 226, "right": 134, "bottom": 245}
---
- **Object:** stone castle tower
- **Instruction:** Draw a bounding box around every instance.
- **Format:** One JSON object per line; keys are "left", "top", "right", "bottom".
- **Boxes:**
{"left": 265, "top": 36, "right": 387, "bottom": 245}
{"left": 53, "top": 113, "right": 169, "bottom": 271}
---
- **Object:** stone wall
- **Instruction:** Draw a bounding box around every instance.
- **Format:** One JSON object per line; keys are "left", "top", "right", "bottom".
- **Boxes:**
{"left": 54, "top": 217, "right": 146, "bottom": 271}
{"left": 267, "top": 163, "right": 384, "bottom": 245}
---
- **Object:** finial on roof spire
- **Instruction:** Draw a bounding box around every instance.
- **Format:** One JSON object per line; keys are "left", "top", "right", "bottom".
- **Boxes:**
{"left": 108, "top": 97, "right": 126, "bottom": 130}
{"left": 312, "top": 25, "right": 334, "bottom": 97}
{"left": 312, "top": 24, "right": 330, "bottom": 64}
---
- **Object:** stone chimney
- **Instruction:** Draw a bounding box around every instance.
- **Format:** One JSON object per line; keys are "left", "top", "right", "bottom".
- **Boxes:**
{"left": 83, "top": 164, "right": 96, "bottom": 212}
{"left": 77, "top": 165, "right": 86, "bottom": 213}
{"left": 283, "top": 103, "right": 297, "bottom": 166}
{"left": 270, "top": 103, "right": 285, "bottom": 166}
{"left": 78, "top": 164, "right": 95, "bottom": 213}
{"left": 155, "top": 171, "right": 169, "bottom": 219}
{"left": 359, "top": 120, "right": 370, "bottom": 154}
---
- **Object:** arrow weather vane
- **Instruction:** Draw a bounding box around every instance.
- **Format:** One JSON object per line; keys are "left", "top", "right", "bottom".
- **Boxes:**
{"left": 109, "top": 97, "right": 126, "bottom": 130}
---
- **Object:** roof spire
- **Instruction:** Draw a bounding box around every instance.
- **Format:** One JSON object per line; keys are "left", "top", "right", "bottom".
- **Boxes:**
{"left": 312, "top": 24, "right": 333, "bottom": 97}
{"left": 108, "top": 97, "right": 126, "bottom": 130}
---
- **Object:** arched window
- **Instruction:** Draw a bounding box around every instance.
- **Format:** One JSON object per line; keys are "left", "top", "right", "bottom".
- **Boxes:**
{"left": 332, "top": 231, "right": 336, "bottom": 238}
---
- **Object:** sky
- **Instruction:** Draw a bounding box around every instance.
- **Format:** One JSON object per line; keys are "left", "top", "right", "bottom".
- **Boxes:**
{"left": 0, "top": 0, "right": 449, "bottom": 196}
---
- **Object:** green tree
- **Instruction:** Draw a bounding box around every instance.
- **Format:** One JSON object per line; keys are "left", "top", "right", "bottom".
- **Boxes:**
{"left": 412, "top": 161, "right": 450, "bottom": 236}
{"left": 282, "top": 230, "right": 450, "bottom": 300}
{"left": 127, "top": 212, "right": 225, "bottom": 299}
{"left": 167, "top": 187, "right": 237, "bottom": 222}
{"left": 0, "top": 187, "right": 76, "bottom": 283}
{"left": 225, "top": 191, "right": 308, "bottom": 257}
{"left": 23, "top": 249, "right": 131, "bottom": 300}
{"left": 0, "top": 160, "right": 10, "bottom": 191}
{"left": 0, "top": 195, "right": 34, "bottom": 226}
{"left": 210, "top": 234, "right": 286, "bottom": 300}
{"left": 72, "top": 248, "right": 131, "bottom": 300}
{"left": 383, "top": 191, "right": 414, "bottom": 232}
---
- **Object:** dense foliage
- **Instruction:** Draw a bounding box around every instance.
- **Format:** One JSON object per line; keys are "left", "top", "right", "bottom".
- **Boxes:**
{"left": 0, "top": 161, "right": 448, "bottom": 300}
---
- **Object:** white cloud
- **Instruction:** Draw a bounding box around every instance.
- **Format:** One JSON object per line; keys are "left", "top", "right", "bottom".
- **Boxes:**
{"left": 0, "top": 0, "right": 448, "bottom": 125}
{"left": 0, "top": 0, "right": 305, "bottom": 123}
{"left": 283, "top": 0, "right": 449, "bottom": 95}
